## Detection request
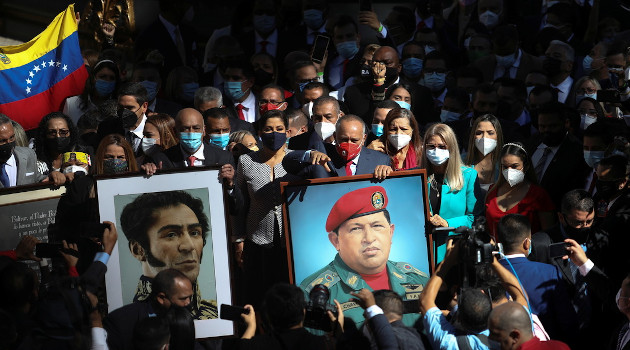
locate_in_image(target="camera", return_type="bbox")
[434,218,501,287]
[304,284,337,332]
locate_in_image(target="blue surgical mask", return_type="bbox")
[440,109,460,123]
[583,55,593,73]
[426,148,449,165]
[303,9,325,30]
[421,72,447,92]
[402,57,423,79]
[336,41,359,59]
[95,79,116,96]
[181,82,199,102]
[253,14,276,34]
[140,80,158,102]
[225,81,248,101]
[395,100,411,110]
[527,238,532,256]
[209,133,230,148]
[371,124,384,137]
[583,150,605,168]
[424,45,436,55]
[575,93,597,104]
[180,132,203,153]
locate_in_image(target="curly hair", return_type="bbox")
[34,112,80,165]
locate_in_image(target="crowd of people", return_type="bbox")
[2,0,630,348]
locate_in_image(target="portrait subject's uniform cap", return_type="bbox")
[326,186,388,232]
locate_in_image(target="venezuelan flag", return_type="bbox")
[0,4,88,130]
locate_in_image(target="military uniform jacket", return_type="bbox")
[300,254,429,328]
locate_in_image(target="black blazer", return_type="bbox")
[344,79,434,127]
[150,143,235,169]
[525,134,590,209]
[283,143,391,178]
[136,19,197,75]
[104,301,159,350]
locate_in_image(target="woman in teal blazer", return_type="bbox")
[422,123,479,264]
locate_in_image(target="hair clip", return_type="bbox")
[503,142,527,155]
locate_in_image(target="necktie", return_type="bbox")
[416,21,426,31]
[0,163,9,187]
[260,40,269,53]
[345,161,353,176]
[342,58,350,79]
[236,104,246,121]
[568,260,592,329]
[187,155,197,167]
[535,147,552,181]
[588,172,598,195]
[173,27,186,65]
[502,66,512,78]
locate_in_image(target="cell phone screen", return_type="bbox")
[311,35,329,64]
[548,242,569,258]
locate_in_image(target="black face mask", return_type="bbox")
[360,64,371,78]
[261,131,287,151]
[596,179,620,201]
[542,57,563,76]
[254,69,273,87]
[563,224,591,243]
[119,109,139,129]
[45,136,71,152]
[0,141,15,163]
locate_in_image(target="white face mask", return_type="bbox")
[388,134,412,150]
[479,10,500,28]
[580,114,597,130]
[63,165,88,175]
[302,101,313,117]
[142,137,159,155]
[475,137,497,156]
[426,148,450,165]
[502,168,525,187]
[314,122,336,140]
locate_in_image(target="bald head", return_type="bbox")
[488,302,533,349]
[176,108,205,136]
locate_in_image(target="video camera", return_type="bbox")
[434,218,502,287]
[304,284,337,332]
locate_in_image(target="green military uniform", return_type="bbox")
[134,275,218,320]
[300,254,429,329]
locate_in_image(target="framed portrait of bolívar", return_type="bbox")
[280,169,433,328]
[95,167,234,338]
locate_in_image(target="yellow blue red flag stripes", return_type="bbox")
[0,4,88,130]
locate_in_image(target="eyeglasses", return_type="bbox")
[118,106,140,114]
[258,99,284,106]
[47,129,70,137]
[425,144,448,150]
[577,87,597,95]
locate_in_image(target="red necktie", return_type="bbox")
[416,21,426,31]
[187,155,197,167]
[260,40,269,53]
[345,161,353,176]
[236,104,245,121]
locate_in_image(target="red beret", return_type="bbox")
[326,186,388,232]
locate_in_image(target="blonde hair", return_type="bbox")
[422,123,464,191]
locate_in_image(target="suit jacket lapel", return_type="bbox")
[355,147,370,175]
[14,149,27,186]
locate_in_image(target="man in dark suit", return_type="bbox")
[525,102,589,208]
[472,24,542,83]
[283,114,392,179]
[497,214,578,342]
[325,15,363,90]
[149,108,234,170]
[135,0,197,76]
[0,115,59,188]
[193,86,255,135]
[530,189,613,349]
[131,61,182,117]
[344,46,433,126]
[104,269,193,350]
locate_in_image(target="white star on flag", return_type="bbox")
[29,71,34,78]
[56,61,61,67]
[26,78,32,85]
[62,64,68,72]
[41,61,47,68]
[33,65,40,72]
[26,87,31,94]
[49,60,55,66]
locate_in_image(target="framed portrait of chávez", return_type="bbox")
[95,167,234,338]
[281,169,432,328]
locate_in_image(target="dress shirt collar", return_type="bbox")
[307,21,328,44]
[5,153,16,167]
[180,142,205,160]
[513,48,523,68]
[514,108,530,126]
[240,91,256,111]
[415,13,434,29]
[502,253,526,259]
[130,114,147,139]
[159,14,179,43]
[551,75,573,95]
